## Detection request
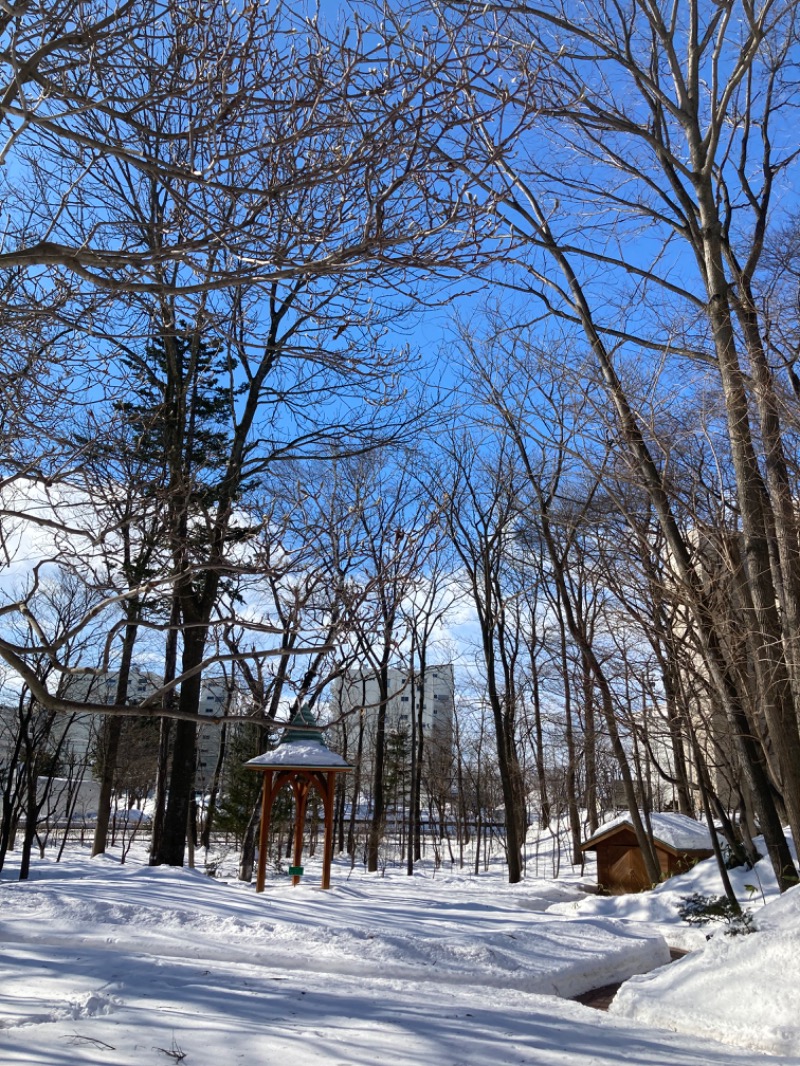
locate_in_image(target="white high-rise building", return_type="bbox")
[39,669,229,787]
[330,664,455,771]
[195,676,230,786]
[52,667,163,765]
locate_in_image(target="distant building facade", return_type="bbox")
[329,665,455,792]
[16,669,231,789]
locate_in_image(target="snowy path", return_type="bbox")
[0,946,784,1066]
[0,855,797,1066]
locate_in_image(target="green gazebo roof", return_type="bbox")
[244,706,351,771]
[279,704,326,746]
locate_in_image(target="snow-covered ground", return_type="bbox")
[0,839,797,1065]
[547,834,800,1056]
[610,883,800,1057]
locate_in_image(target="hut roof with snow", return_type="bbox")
[584,812,714,852]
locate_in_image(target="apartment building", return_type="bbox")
[329,664,455,781]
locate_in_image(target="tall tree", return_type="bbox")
[437,428,529,883]
[402,0,800,888]
[334,453,438,873]
[0,0,491,739]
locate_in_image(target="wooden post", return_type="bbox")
[292,780,309,886]
[255,771,273,894]
[322,771,335,890]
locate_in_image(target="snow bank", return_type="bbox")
[547,840,788,951]
[610,884,800,1056]
[0,847,796,1066]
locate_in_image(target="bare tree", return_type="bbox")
[436,425,530,882]
[330,452,439,872]
[397,0,800,888]
[400,533,457,874]
[0,0,492,728]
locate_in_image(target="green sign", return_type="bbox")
[288,866,304,877]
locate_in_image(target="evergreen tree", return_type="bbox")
[118,327,248,866]
[116,329,235,515]
[214,722,265,847]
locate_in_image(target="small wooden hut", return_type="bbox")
[582,812,714,894]
[245,707,351,892]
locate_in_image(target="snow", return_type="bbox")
[0,840,797,1065]
[610,884,800,1056]
[246,740,350,768]
[584,811,714,852]
[547,834,788,949]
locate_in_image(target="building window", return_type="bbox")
[400,696,410,702]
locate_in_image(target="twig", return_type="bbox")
[69,1033,116,1050]
[153,1038,187,1062]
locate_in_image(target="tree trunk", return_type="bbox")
[93,619,139,856]
[238,795,261,883]
[347,712,365,860]
[697,224,800,854]
[582,662,598,835]
[556,601,581,863]
[153,626,205,866]
[406,655,419,877]
[536,497,662,885]
[530,660,551,830]
[366,665,390,873]
[0,721,25,873]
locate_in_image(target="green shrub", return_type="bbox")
[677,892,755,935]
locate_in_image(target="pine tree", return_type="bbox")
[118,327,245,866]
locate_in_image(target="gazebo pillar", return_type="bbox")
[322,771,335,891]
[291,778,310,886]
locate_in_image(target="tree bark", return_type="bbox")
[92,619,139,856]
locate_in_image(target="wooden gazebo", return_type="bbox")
[245,707,351,892]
